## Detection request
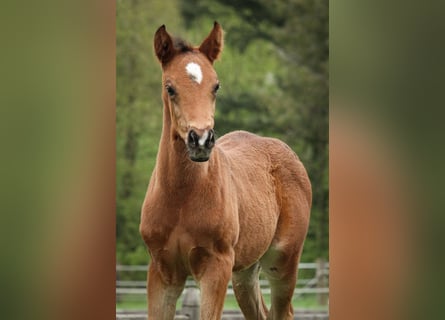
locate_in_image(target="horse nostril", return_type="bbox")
[188,130,199,147]
[205,129,215,148]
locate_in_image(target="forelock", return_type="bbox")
[173,38,194,53]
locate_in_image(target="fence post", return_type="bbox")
[181,287,200,320]
[316,258,328,306]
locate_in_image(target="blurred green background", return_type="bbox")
[116,0,328,266]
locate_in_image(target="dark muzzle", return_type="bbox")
[186,128,215,162]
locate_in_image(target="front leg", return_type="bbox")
[147,262,185,320]
[190,247,234,320]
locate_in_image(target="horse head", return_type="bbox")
[154,22,224,162]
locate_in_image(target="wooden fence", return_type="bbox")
[116,260,329,320]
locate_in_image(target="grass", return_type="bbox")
[116,293,328,312]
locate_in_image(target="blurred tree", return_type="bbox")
[116,0,182,264]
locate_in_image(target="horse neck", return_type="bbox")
[156,100,212,189]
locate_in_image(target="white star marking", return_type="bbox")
[186,62,203,84]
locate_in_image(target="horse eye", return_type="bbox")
[213,83,220,94]
[165,85,176,97]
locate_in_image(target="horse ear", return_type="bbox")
[154,25,176,65]
[199,21,224,63]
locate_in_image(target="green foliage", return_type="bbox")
[117,0,328,265]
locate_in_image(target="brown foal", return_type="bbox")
[139,22,311,320]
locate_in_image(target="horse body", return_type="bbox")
[219,131,311,271]
[140,22,311,320]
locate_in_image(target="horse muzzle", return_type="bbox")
[186,128,215,162]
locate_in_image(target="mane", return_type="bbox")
[173,37,194,53]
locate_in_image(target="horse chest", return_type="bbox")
[142,192,236,252]
[144,207,236,280]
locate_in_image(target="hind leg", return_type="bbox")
[261,245,301,320]
[264,171,311,319]
[268,275,296,320]
[232,262,268,320]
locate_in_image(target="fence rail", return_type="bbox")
[117,278,316,288]
[116,287,329,295]
[116,262,329,272]
[117,261,329,297]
